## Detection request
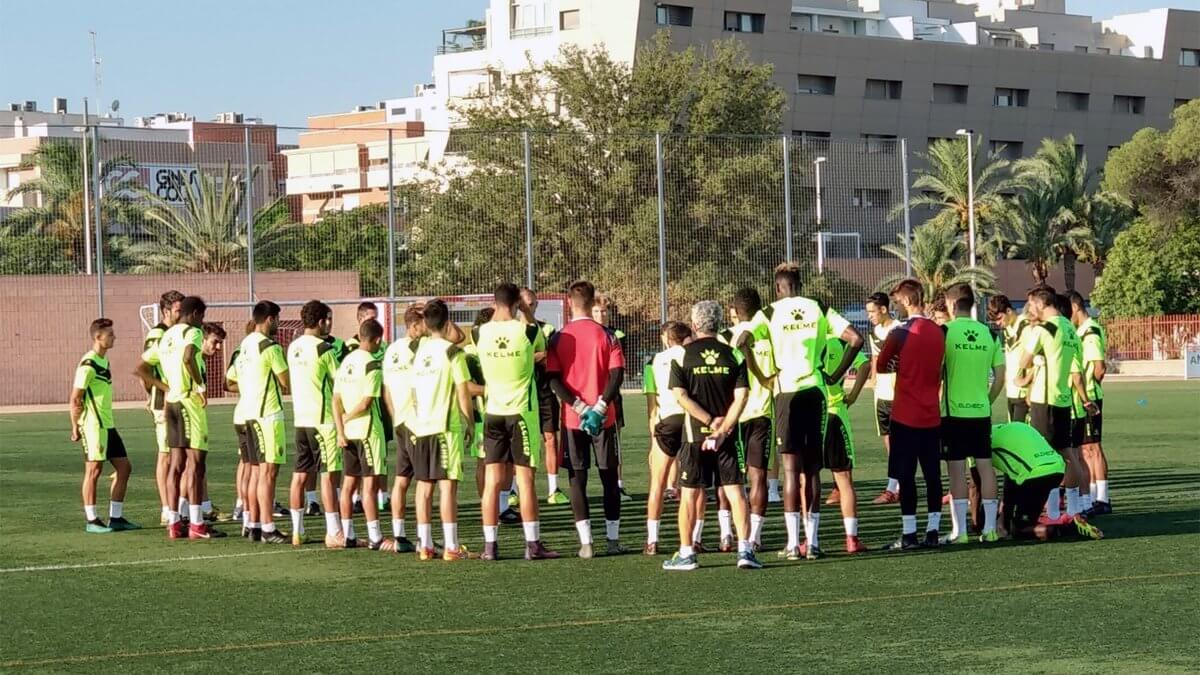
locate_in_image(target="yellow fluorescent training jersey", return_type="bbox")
[140,323,168,409]
[476,319,543,416]
[648,344,687,419]
[233,333,288,421]
[160,323,205,403]
[1002,314,1031,400]
[750,296,851,394]
[335,349,383,440]
[382,335,419,428]
[730,320,776,422]
[288,334,339,428]
[74,350,115,429]
[407,336,471,437]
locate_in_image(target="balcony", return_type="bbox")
[510,25,553,39]
[438,24,486,55]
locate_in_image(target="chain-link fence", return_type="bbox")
[0,123,912,405]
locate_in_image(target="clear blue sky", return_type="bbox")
[0,0,1196,129]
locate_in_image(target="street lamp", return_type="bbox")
[814,156,827,273]
[956,128,977,317]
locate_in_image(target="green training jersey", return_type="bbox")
[642,356,656,396]
[942,316,1004,418]
[821,336,868,411]
[140,323,168,409]
[225,347,245,425]
[233,333,288,421]
[346,334,387,360]
[288,334,339,428]
[991,422,1066,484]
[382,336,419,427]
[407,336,471,437]
[324,335,350,365]
[476,319,542,416]
[730,320,776,421]
[1021,315,1082,408]
[750,296,850,394]
[161,323,205,404]
[1002,314,1031,399]
[74,350,114,429]
[334,349,382,440]
[648,345,687,419]
[1075,318,1106,404]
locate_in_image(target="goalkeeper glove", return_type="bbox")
[581,399,608,437]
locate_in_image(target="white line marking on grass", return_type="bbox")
[0,548,319,573]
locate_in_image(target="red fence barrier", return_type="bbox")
[1104,315,1200,361]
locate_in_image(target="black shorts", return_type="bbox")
[164,401,204,451]
[678,436,743,489]
[775,387,827,472]
[394,424,415,478]
[941,416,992,461]
[411,435,451,481]
[235,423,251,462]
[294,428,321,473]
[654,415,685,458]
[1008,398,1030,424]
[823,411,854,472]
[889,420,941,462]
[1071,400,1103,446]
[1030,404,1072,451]
[561,426,620,471]
[1006,473,1064,532]
[483,414,537,467]
[537,389,560,433]
[740,416,773,471]
[875,399,893,436]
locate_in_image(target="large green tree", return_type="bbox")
[1102,99,1200,226]
[1091,216,1200,317]
[877,220,996,302]
[1011,134,1094,289]
[1000,186,1090,286]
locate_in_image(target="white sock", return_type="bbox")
[547,473,559,494]
[926,511,941,533]
[1096,480,1109,503]
[952,499,969,538]
[325,512,340,536]
[392,518,406,539]
[1066,487,1081,516]
[85,505,98,521]
[189,504,203,524]
[718,509,732,539]
[784,511,800,549]
[692,519,705,544]
[647,519,660,544]
[248,521,261,531]
[290,508,303,534]
[109,501,123,519]
[767,478,780,496]
[1081,491,1093,510]
[306,490,319,507]
[352,492,361,505]
[499,490,510,514]
[750,513,764,544]
[605,519,620,541]
[235,497,244,509]
[342,518,356,540]
[444,522,458,550]
[679,544,695,557]
[417,523,433,549]
[887,477,900,494]
[178,497,189,514]
[483,524,498,542]
[1089,481,1097,497]
[262,521,276,533]
[242,510,250,527]
[575,519,593,545]
[162,505,172,519]
[523,520,540,542]
[618,479,625,489]
[367,519,381,543]
[202,500,212,514]
[376,492,387,510]
[902,514,917,535]
[168,510,180,525]
[1046,489,1062,520]
[737,539,750,553]
[805,512,820,548]
[983,499,998,533]
[843,516,858,537]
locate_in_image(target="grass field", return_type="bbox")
[2,382,1198,673]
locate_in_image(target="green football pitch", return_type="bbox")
[2,382,1198,672]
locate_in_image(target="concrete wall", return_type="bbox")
[0,271,360,406]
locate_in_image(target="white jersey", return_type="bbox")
[869,319,899,401]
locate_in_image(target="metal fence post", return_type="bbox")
[782,134,793,262]
[522,131,535,290]
[243,126,255,302]
[90,124,104,316]
[655,133,668,323]
[81,98,93,276]
[386,128,397,341]
[901,137,913,278]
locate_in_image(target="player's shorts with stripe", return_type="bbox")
[81,426,127,462]
[775,387,827,472]
[343,430,387,478]
[235,423,253,463]
[165,398,208,451]
[394,423,415,478]
[678,434,743,489]
[483,412,541,468]
[653,414,685,458]
[562,426,620,471]
[295,425,338,473]
[246,415,286,465]
[412,430,465,481]
[740,415,773,471]
[153,409,168,455]
[823,407,855,471]
[1007,398,1030,424]
[941,416,992,461]
[1029,404,1072,451]
[1005,473,1064,534]
[1071,400,1103,446]
[874,398,893,436]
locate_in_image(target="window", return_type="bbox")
[1096,47,1110,55]
[993,37,1012,48]
[655,4,693,27]
[796,74,836,95]
[1144,46,1154,58]
[994,87,1029,107]
[851,188,889,208]
[1056,91,1089,111]
[1074,144,1085,159]
[724,11,765,33]
[990,140,1023,160]
[559,9,579,30]
[790,13,813,31]
[1112,95,1145,114]
[1074,45,1088,54]
[390,107,406,116]
[863,133,897,154]
[1181,49,1200,67]
[927,136,954,148]
[793,130,830,149]
[865,79,902,100]
[1177,98,1194,109]
[932,83,967,104]
[511,1,552,38]
[1036,42,1055,51]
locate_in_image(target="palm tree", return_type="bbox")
[1001,186,1091,285]
[895,137,1014,264]
[877,220,997,302]
[4,140,141,270]
[1075,191,1134,278]
[1011,134,1093,290]
[121,163,297,273]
